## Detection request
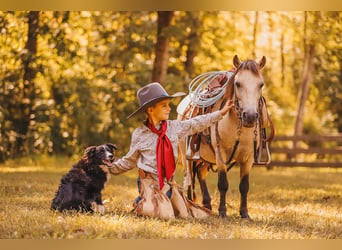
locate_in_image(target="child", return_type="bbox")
[108,82,233,219]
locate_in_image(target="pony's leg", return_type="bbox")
[239,163,251,219]
[217,167,228,218]
[197,162,212,210]
[187,160,197,202]
[178,137,195,200]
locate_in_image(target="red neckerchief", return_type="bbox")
[146,119,175,189]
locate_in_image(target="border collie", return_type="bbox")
[51,143,117,213]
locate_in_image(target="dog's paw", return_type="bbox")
[91,202,105,215]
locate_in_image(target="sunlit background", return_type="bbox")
[0,11,341,161]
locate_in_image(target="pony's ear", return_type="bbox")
[84,146,96,157]
[258,56,266,69]
[233,55,241,68]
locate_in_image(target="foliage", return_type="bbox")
[0,157,341,239]
[0,11,341,161]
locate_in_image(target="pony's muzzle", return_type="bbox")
[242,109,258,127]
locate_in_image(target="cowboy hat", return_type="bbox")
[127,82,186,119]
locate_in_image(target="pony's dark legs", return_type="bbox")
[197,163,212,210]
[217,170,228,217]
[239,174,250,218]
[187,161,198,202]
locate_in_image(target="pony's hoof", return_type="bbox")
[219,212,227,218]
[240,210,250,219]
[240,213,250,220]
[91,202,105,215]
[204,204,212,211]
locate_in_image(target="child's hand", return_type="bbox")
[220,99,234,116]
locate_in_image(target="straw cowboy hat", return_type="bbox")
[127,82,186,119]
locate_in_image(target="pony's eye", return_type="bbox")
[235,82,241,88]
[260,82,264,89]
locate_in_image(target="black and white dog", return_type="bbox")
[51,143,117,213]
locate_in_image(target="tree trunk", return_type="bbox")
[294,12,320,138]
[280,32,285,86]
[303,12,308,57]
[294,43,315,136]
[184,11,201,79]
[13,11,39,156]
[252,11,259,58]
[152,11,173,84]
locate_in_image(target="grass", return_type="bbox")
[0,155,341,239]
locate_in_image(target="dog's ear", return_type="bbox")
[84,146,96,157]
[106,143,117,152]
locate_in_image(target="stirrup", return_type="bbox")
[253,141,271,166]
[192,151,200,160]
[186,143,200,160]
[186,151,200,160]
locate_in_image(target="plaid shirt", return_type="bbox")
[109,111,223,180]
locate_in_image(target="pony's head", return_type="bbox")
[231,55,266,128]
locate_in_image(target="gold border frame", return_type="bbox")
[1,1,341,249]
[0,0,342,11]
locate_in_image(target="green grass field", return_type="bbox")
[0,156,341,239]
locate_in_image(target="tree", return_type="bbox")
[294,12,319,137]
[252,11,259,58]
[294,43,316,136]
[12,11,39,157]
[184,11,201,79]
[152,11,174,83]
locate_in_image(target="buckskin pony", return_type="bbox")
[178,55,273,218]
